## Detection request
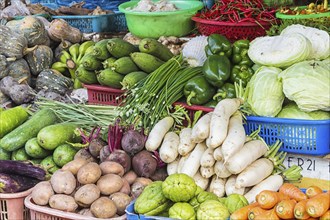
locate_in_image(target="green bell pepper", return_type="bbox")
[230,64,254,87]
[232,39,254,67]
[184,75,216,106]
[207,34,232,58]
[203,99,218,108]
[213,83,236,102]
[202,55,231,88]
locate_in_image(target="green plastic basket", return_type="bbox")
[118,0,204,38]
[276,6,330,19]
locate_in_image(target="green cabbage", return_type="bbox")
[279,60,330,112]
[224,194,249,214]
[277,103,330,120]
[248,33,312,68]
[246,66,285,117]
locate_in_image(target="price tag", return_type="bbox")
[284,154,330,181]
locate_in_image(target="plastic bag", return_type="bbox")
[0,0,30,19]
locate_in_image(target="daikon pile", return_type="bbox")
[145,98,303,203]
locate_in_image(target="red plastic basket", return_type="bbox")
[191,16,273,42]
[83,84,126,106]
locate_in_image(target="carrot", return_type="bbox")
[254,208,280,220]
[306,185,323,198]
[306,192,330,218]
[294,199,311,219]
[275,199,297,219]
[248,207,268,220]
[230,202,259,220]
[279,183,308,201]
[256,190,290,209]
[320,210,330,220]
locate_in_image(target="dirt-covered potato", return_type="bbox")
[31,181,54,205]
[49,194,78,212]
[62,158,88,175]
[50,170,76,194]
[109,192,132,215]
[90,197,117,218]
[96,174,123,195]
[77,162,102,184]
[74,184,101,207]
[78,208,94,217]
[99,161,125,176]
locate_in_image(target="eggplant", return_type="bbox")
[0,173,40,193]
[0,160,46,180]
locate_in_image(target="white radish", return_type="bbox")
[191,112,212,143]
[207,98,242,148]
[208,175,226,198]
[178,128,196,156]
[145,116,174,151]
[180,142,207,177]
[167,157,180,175]
[235,158,274,188]
[200,166,215,179]
[213,147,223,161]
[225,175,245,196]
[159,132,180,163]
[193,171,210,190]
[177,154,190,173]
[225,139,268,174]
[244,174,283,204]
[200,147,215,167]
[214,160,231,178]
[221,111,246,162]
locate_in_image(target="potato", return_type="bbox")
[31,181,54,205]
[109,192,132,215]
[74,184,100,207]
[74,148,97,163]
[50,170,76,194]
[123,170,137,185]
[62,158,88,175]
[77,162,102,184]
[49,194,78,212]
[96,174,123,195]
[119,178,131,195]
[78,208,94,217]
[99,161,125,176]
[131,178,152,199]
[91,197,117,218]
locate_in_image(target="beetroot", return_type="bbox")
[88,137,107,158]
[132,150,157,178]
[107,150,131,173]
[121,129,145,155]
[99,145,111,162]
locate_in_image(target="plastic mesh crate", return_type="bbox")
[191,16,273,42]
[173,102,330,156]
[83,84,126,106]
[52,12,127,33]
[30,0,58,9]
[0,188,33,220]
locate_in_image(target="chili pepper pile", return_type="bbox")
[197,0,277,23]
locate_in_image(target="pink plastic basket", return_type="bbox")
[0,188,33,220]
[83,84,126,106]
[24,195,126,220]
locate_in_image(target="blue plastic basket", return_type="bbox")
[30,0,58,9]
[52,12,127,33]
[126,201,173,220]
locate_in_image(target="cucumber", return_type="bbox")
[121,71,148,89]
[80,54,102,71]
[111,56,139,75]
[93,39,111,60]
[103,57,117,69]
[0,148,11,160]
[139,38,174,61]
[0,106,29,138]
[25,137,52,159]
[75,65,98,84]
[37,123,81,151]
[0,108,58,152]
[107,38,138,58]
[130,52,164,73]
[11,148,30,161]
[96,68,124,89]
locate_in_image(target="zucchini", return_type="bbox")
[107,38,138,58]
[0,108,58,152]
[130,52,164,73]
[0,106,29,138]
[80,54,102,71]
[121,71,148,90]
[93,39,111,60]
[11,148,30,161]
[0,173,40,193]
[111,56,139,75]
[25,137,52,159]
[139,38,174,61]
[37,123,81,150]
[0,148,11,160]
[0,160,46,180]
[96,68,124,89]
[75,65,98,84]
